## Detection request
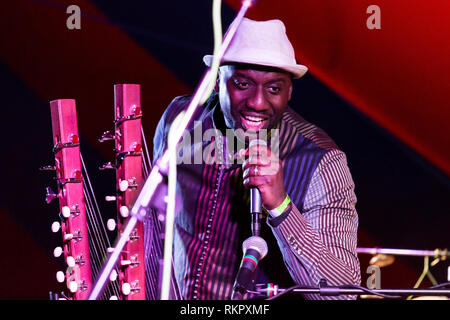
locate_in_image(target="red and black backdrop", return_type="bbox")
[0,0,448,299]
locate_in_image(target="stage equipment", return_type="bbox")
[104,84,146,299]
[44,99,93,299]
[45,86,181,300]
[357,247,449,300]
[98,84,180,299]
[254,280,450,300]
[232,236,268,300]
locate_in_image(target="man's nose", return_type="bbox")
[246,87,269,111]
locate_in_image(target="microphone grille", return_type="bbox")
[242,236,268,259]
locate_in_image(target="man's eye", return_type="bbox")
[268,86,281,94]
[233,79,249,89]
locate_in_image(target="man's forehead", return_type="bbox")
[220,63,293,79]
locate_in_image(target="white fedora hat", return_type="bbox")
[203,18,308,79]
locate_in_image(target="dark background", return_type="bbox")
[0,0,448,299]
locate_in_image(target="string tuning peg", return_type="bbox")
[39,165,56,171]
[99,162,116,171]
[107,219,116,231]
[121,260,132,267]
[120,206,129,218]
[64,233,74,242]
[109,269,118,282]
[66,256,76,268]
[98,131,115,143]
[68,281,78,293]
[122,282,131,296]
[56,271,65,283]
[45,187,58,204]
[61,206,71,219]
[105,196,117,202]
[51,221,61,233]
[53,247,63,258]
[119,179,129,192]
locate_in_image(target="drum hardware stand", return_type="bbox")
[255,279,450,300]
[357,247,449,299]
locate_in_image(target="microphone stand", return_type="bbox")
[262,286,450,299]
[255,280,450,300]
[88,0,256,300]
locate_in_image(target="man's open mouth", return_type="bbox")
[240,114,269,131]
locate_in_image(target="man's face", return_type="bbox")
[218,64,293,133]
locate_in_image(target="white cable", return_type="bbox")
[200,0,223,105]
[160,111,185,300]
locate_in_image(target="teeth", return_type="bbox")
[244,115,265,122]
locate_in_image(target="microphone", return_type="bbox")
[231,236,268,300]
[248,139,267,236]
[250,188,262,236]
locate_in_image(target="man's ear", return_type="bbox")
[288,83,293,101]
[215,67,222,92]
[215,77,220,92]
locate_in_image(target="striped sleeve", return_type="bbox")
[268,149,361,300]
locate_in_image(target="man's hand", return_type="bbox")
[240,144,286,210]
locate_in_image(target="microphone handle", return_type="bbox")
[250,188,262,236]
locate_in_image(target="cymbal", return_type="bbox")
[369,254,395,267]
[412,296,449,300]
[360,294,384,299]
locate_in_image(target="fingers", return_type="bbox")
[242,147,281,180]
[240,145,272,160]
[243,164,273,180]
[239,146,286,209]
[243,174,270,189]
[242,154,281,176]
[241,145,273,167]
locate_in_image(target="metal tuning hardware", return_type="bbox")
[121,281,141,296]
[105,196,117,202]
[119,177,138,192]
[40,165,56,171]
[48,99,93,300]
[51,221,61,233]
[60,204,80,219]
[119,206,129,218]
[99,161,116,171]
[98,130,116,143]
[112,84,146,300]
[45,186,58,204]
[63,230,83,243]
[120,256,140,268]
[53,246,63,258]
[107,219,117,231]
[52,133,80,153]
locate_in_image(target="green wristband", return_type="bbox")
[268,194,291,217]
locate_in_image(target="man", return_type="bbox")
[151,18,361,300]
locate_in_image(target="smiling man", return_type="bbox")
[151,18,361,300]
[218,64,292,132]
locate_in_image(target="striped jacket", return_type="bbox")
[151,94,361,300]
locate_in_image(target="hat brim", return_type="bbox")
[203,55,308,79]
